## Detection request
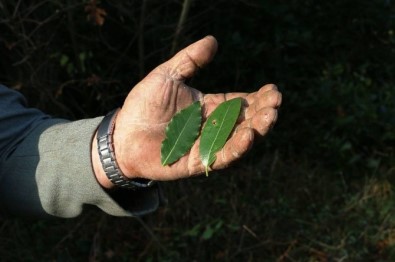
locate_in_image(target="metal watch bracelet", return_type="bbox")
[96,108,155,190]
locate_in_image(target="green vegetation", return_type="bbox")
[161,101,201,166]
[200,97,242,176]
[1,0,394,261]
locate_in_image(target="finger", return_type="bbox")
[184,127,252,176]
[153,35,218,81]
[224,92,248,101]
[201,92,248,117]
[236,107,278,137]
[245,84,279,106]
[212,127,254,170]
[244,89,282,120]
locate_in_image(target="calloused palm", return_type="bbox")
[114,36,282,181]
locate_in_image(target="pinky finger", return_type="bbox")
[212,127,255,170]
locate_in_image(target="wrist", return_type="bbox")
[93,109,156,190]
[111,109,135,179]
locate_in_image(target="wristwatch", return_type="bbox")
[96,108,155,190]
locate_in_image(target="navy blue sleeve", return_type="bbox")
[0,85,50,160]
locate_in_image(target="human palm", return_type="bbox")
[113,36,281,181]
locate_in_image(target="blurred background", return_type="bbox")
[0,0,394,261]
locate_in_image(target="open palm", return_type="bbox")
[113,36,282,181]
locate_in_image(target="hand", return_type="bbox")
[92,36,282,188]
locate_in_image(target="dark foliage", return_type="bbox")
[1,0,394,261]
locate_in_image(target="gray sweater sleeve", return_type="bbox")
[0,85,163,218]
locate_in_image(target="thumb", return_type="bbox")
[152,35,218,81]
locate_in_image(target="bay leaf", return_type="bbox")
[161,101,202,166]
[199,97,242,176]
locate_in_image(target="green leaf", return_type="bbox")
[60,54,69,66]
[161,101,202,166]
[199,97,242,176]
[201,220,223,240]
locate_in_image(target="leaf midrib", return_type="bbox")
[204,104,232,164]
[162,110,197,164]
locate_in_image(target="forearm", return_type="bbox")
[0,117,163,218]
